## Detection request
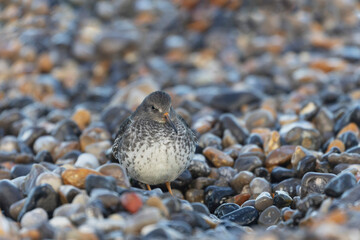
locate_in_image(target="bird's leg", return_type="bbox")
[146,184,151,191]
[165,182,173,196]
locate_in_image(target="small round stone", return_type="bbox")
[203,147,234,168]
[254,192,273,211]
[249,177,271,198]
[214,203,240,218]
[258,206,281,226]
[273,190,292,208]
[75,153,100,169]
[220,206,259,225]
[61,168,103,189]
[20,208,48,228]
[324,172,357,197]
[35,172,62,192]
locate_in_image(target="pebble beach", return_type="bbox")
[1,0,360,239]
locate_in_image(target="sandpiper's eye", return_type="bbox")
[151,106,156,111]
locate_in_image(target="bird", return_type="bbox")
[112,91,197,195]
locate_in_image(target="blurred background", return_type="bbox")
[0,0,360,116]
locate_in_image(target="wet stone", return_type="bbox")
[273,178,301,197]
[203,147,234,168]
[75,153,100,169]
[187,156,210,178]
[33,136,59,154]
[234,155,262,172]
[21,208,48,228]
[273,190,292,208]
[59,185,81,203]
[35,150,54,163]
[249,177,271,198]
[324,172,357,198]
[85,174,117,194]
[61,168,103,189]
[258,206,281,226]
[51,119,81,141]
[20,164,49,195]
[297,193,325,213]
[265,145,296,168]
[204,186,235,213]
[210,90,261,113]
[191,177,216,190]
[191,202,210,216]
[254,167,271,182]
[246,133,264,148]
[220,206,259,226]
[185,189,204,203]
[97,163,131,188]
[18,184,59,221]
[271,167,296,182]
[36,172,62,192]
[254,192,273,211]
[214,203,240,218]
[296,155,316,178]
[301,172,336,198]
[17,126,46,147]
[338,131,359,150]
[199,133,222,150]
[0,180,23,217]
[219,113,249,144]
[230,171,254,193]
[245,109,276,131]
[120,192,143,214]
[10,164,33,179]
[280,122,322,150]
[328,153,360,165]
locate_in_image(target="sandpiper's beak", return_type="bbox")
[164,112,178,134]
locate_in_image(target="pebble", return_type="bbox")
[254,192,273,211]
[234,154,263,172]
[85,174,117,194]
[271,167,296,182]
[273,190,293,208]
[203,147,234,168]
[199,133,222,150]
[35,172,62,192]
[265,145,296,168]
[300,172,336,198]
[219,113,249,144]
[324,172,357,198]
[249,177,271,198]
[18,184,59,221]
[97,163,131,188]
[75,153,100,169]
[296,155,316,177]
[258,206,281,226]
[280,122,322,150]
[204,186,235,212]
[120,192,143,214]
[214,203,240,218]
[20,208,48,228]
[61,168,103,189]
[220,206,259,226]
[0,180,23,217]
[230,171,254,193]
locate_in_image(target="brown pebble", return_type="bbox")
[326,139,345,153]
[264,130,281,155]
[337,122,360,138]
[265,145,296,168]
[203,147,234,168]
[72,108,91,130]
[185,189,204,203]
[61,168,103,188]
[146,196,169,217]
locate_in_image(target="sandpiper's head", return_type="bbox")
[137,91,178,133]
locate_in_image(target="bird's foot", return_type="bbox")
[146,184,151,191]
[166,182,173,196]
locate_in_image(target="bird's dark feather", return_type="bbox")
[112,116,132,158]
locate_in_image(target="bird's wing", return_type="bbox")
[177,114,198,144]
[112,116,132,158]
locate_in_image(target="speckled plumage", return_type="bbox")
[112,91,197,185]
